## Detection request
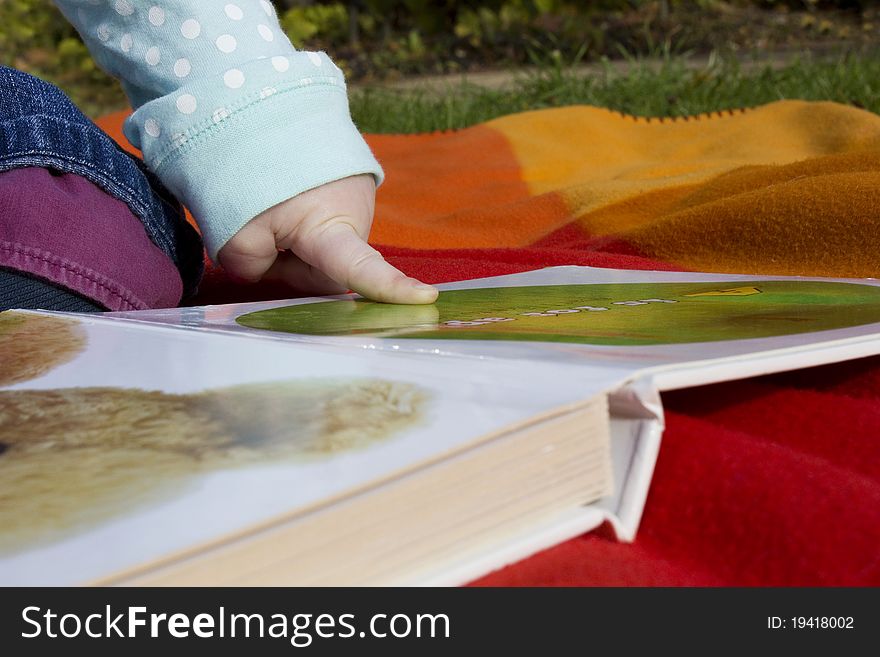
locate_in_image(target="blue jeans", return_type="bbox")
[0,66,203,299]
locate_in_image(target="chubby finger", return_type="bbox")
[294,223,438,304]
[263,251,349,296]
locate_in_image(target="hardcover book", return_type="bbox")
[3,266,880,586]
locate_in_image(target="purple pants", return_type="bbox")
[0,66,203,312]
[0,168,185,311]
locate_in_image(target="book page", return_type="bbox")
[110,266,880,388]
[0,311,622,585]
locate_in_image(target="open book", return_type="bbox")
[3,266,880,586]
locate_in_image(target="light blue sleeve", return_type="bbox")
[53,1,383,261]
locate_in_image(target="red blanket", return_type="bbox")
[98,101,880,585]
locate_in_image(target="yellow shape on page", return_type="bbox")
[683,286,762,297]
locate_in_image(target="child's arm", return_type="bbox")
[53,1,437,303]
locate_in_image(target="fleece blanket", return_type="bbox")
[98,100,880,585]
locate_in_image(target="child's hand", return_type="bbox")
[217,175,438,304]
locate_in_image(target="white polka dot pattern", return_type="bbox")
[257,24,274,42]
[176,94,198,115]
[144,118,161,137]
[180,19,201,39]
[145,46,161,66]
[57,0,380,267]
[223,68,246,89]
[148,7,165,27]
[216,34,238,54]
[57,0,349,155]
[173,58,191,78]
[114,1,134,17]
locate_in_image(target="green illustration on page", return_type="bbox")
[235,281,880,346]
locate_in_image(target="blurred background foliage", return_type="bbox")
[274,0,876,81]
[0,1,876,115]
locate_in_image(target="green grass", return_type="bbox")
[350,52,880,133]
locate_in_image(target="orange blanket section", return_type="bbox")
[97,100,880,278]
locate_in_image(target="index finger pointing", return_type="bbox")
[293,223,438,304]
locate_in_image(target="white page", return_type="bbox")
[0,312,625,586]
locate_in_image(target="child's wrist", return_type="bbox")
[144,84,383,262]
